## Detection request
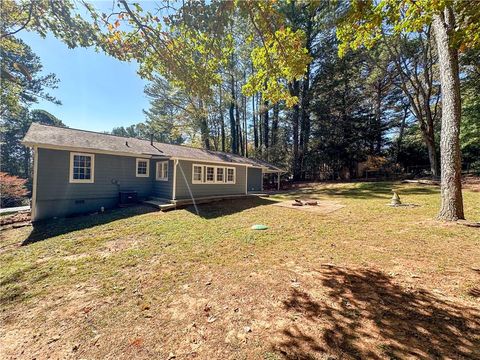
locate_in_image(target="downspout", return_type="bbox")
[172,159,178,201]
[31,146,38,221]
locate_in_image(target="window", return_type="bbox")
[191,164,236,184]
[216,167,224,183]
[136,158,149,177]
[206,166,215,182]
[156,161,168,181]
[69,152,94,183]
[192,165,203,184]
[226,167,235,183]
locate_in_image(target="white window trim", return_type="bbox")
[226,167,236,184]
[69,152,95,184]
[136,158,150,177]
[205,166,216,183]
[216,167,224,183]
[156,161,168,181]
[191,163,236,185]
[192,164,204,184]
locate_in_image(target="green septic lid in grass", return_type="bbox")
[251,224,268,230]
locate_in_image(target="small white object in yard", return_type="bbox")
[251,224,268,230]
[244,326,252,333]
[207,315,217,323]
[100,206,105,213]
[390,191,402,206]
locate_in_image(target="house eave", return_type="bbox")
[21,142,154,158]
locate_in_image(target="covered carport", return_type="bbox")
[246,161,286,192]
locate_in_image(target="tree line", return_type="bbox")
[1,0,479,221]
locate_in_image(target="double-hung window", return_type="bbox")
[216,167,224,183]
[69,152,94,183]
[205,166,215,183]
[193,165,203,183]
[156,161,168,181]
[136,158,150,177]
[226,167,235,184]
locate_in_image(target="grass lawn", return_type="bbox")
[1,181,479,359]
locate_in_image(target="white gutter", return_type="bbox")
[31,146,38,221]
[245,166,248,194]
[172,159,178,200]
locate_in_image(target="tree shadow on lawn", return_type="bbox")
[184,196,277,219]
[282,182,439,200]
[22,205,157,245]
[275,265,480,359]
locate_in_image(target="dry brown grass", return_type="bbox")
[1,182,479,359]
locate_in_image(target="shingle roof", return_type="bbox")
[22,123,284,172]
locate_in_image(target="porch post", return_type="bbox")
[277,172,280,191]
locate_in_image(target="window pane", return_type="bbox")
[72,154,92,181]
[227,168,234,182]
[193,166,202,181]
[216,168,224,182]
[163,162,168,178]
[138,160,147,174]
[206,167,214,181]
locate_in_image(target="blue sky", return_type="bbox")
[19,31,150,132]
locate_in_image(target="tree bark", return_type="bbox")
[263,98,269,151]
[252,93,258,150]
[229,74,237,154]
[235,80,243,156]
[289,80,300,180]
[432,8,464,221]
[271,103,279,147]
[198,100,210,150]
[219,85,225,152]
[395,103,409,162]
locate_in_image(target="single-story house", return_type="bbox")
[22,123,284,221]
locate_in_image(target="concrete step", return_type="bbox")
[143,200,176,211]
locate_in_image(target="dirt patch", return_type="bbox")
[272,200,345,214]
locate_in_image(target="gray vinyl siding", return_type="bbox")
[35,148,157,220]
[33,148,261,220]
[175,160,246,199]
[152,160,173,199]
[247,167,263,192]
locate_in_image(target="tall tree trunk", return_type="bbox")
[432,8,464,221]
[243,72,248,158]
[258,94,263,150]
[229,74,237,154]
[263,98,269,151]
[219,84,225,152]
[395,104,408,162]
[422,125,439,178]
[374,81,383,154]
[299,16,313,181]
[271,103,279,147]
[198,100,210,150]
[235,80,243,156]
[299,75,311,181]
[289,80,300,180]
[252,93,258,150]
